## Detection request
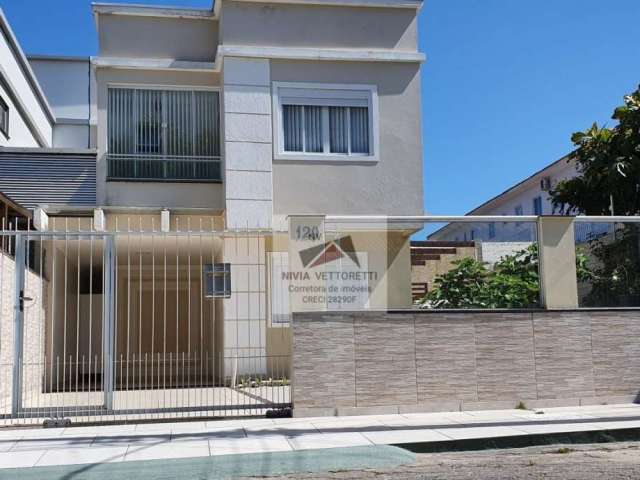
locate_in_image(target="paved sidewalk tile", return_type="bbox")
[172,426,247,442]
[62,424,137,436]
[124,441,210,462]
[363,428,451,445]
[382,416,460,428]
[35,446,127,466]
[92,433,170,447]
[136,421,207,434]
[0,450,45,469]
[0,428,62,440]
[287,432,372,451]
[245,422,320,438]
[210,437,292,456]
[206,418,275,429]
[12,436,96,451]
[0,441,16,453]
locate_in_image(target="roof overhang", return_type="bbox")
[227,0,422,8]
[91,2,217,20]
[219,45,425,63]
[0,191,32,219]
[91,56,219,73]
[27,54,90,63]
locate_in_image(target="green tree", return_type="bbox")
[551,84,640,306]
[552,85,640,215]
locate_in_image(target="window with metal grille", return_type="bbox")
[0,95,8,138]
[107,87,221,181]
[204,263,231,298]
[274,82,378,161]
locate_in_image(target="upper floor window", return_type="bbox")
[273,82,378,162]
[533,196,543,216]
[107,87,221,182]
[514,205,523,216]
[0,95,9,138]
[488,222,496,239]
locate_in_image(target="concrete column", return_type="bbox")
[222,57,273,229]
[93,208,105,232]
[160,209,170,233]
[537,216,579,309]
[288,216,327,313]
[33,208,49,231]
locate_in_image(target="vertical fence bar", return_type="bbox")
[102,235,115,410]
[11,234,25,417]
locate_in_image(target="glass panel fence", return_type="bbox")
[282,218,542,312]
[575,221,640,308]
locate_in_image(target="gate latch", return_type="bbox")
[19,291,33,312]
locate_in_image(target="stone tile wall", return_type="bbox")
[292,309,640,416]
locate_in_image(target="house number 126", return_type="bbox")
[294,225,321,242]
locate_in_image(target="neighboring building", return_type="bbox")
[429,154,610,243]
[0,9,55,148]
[0,0,425,412]
[28,55,92,148]
[0,10,96,208]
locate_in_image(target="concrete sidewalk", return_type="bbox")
[0,403,639,469]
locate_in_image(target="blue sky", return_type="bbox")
[2,0,639,215]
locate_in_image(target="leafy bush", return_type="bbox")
[418,245,592,309]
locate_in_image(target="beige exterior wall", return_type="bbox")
[270,60,423,217]
[220,1,418,51]
[97,15,218,62]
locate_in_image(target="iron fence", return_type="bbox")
[0,220,290,426]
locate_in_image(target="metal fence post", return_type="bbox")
[102,235,116,410]
[11,234,25,417]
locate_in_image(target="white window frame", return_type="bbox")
[272,81,379,162]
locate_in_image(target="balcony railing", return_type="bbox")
[106,154,222,182]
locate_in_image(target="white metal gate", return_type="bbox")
[0,226,291,426]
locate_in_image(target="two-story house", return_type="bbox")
[0,0,424,418]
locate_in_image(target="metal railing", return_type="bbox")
[106,154,222,182]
